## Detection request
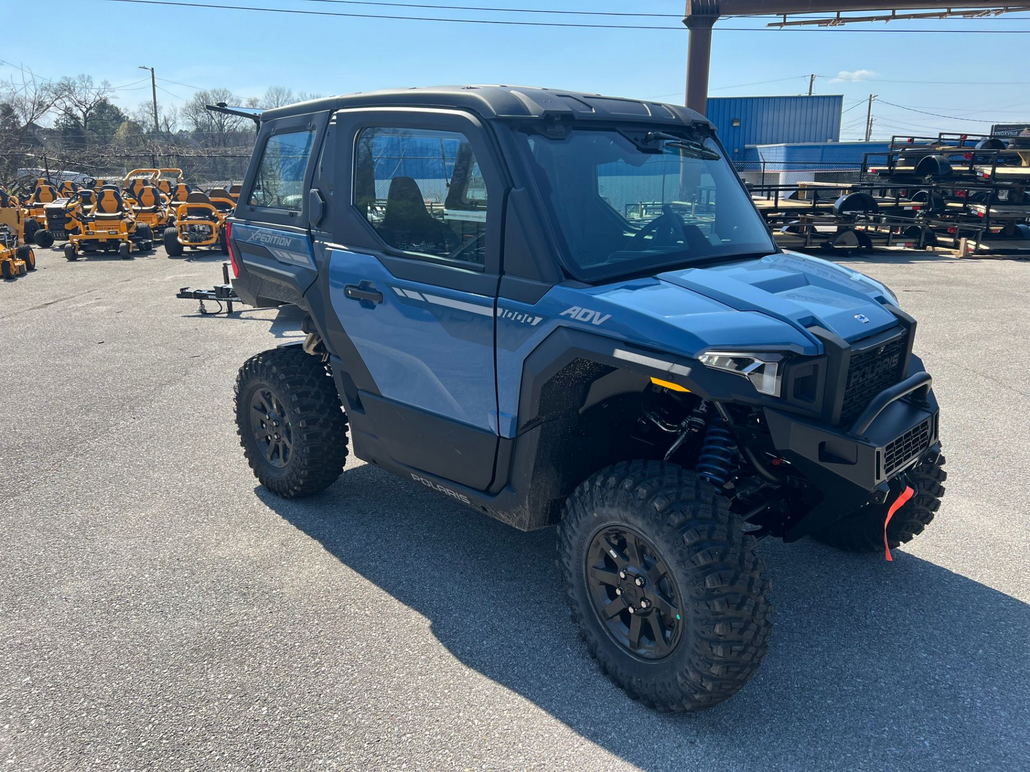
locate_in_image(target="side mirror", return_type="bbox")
[308,188,326,226]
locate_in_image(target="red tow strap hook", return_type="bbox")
[884,485,915,562]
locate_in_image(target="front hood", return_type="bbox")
[657,251,899,343]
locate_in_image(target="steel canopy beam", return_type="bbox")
[704,0,1022,13]
[682,1,1027,115]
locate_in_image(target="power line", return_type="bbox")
[877,98,996,123]
[99,0,1030,32]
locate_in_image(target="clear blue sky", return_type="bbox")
[4,1,1030,141]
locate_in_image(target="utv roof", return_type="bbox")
[260,85,712,129]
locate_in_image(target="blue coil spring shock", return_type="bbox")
[697,417,737,487]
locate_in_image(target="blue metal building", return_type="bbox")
[707,95,844,160]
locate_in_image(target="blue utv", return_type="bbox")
[221,87,946,711]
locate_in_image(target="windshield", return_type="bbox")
[522,128,776,282]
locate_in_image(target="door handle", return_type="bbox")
[344,282,384,304]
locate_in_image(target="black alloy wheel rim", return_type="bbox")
[585,526,684,661]
[250,388,293,468]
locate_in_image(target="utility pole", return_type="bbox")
[808,74,816,96]
[865,94,878,142]
[139,65,159,134]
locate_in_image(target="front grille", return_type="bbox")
[840,331,908,424]
[882,419,932,477]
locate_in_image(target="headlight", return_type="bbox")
[698,351,785,397]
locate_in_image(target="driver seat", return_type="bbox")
[379,176,453,253]
[92,187,128,220]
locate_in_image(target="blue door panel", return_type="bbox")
[327,248,498,433]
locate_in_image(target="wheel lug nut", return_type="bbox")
[640,599,650,610]
[618,570,627,580]
[627,606,636,614]
[615,587,622,596]
[634,577,645,587]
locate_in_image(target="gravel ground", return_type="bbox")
[1,247,1028,771]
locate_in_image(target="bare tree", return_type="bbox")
[0,68,61,184]
[56,74,115,135]
[262,86,295,109]
[132,100,180,134]
[182,88,249,145]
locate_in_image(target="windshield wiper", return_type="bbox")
[630,130,721,160]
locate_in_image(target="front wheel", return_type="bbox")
[558,461,773,712]
[235,347,350,498]
[118,243,131,260]
[34,229,55,248]
[812,450,946,554]
[17,245,35,271]
[64,244,78,261]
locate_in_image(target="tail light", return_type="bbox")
[963,152,973,161]
[226,221,239,278]
[947,226,958,235]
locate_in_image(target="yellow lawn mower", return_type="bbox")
[163,191,230,256]
[64,186,153,261]
[0,224,36,280]
[129,184,174,235]
[34,189,98,248]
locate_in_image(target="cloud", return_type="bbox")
[831,70,876,83]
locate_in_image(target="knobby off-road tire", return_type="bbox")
[812,451,946,554]
[235,347,350,498]
[558,461,773,712]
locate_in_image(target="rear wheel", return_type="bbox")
[1,260,13,280]
[136,223,153,249]
[235,347,350,498]
[558,461,772,712]
[219,227,229,255]
[23,219,39,245]
[163,227,183,257]
[813,451,946,553]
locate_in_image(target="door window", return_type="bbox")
[354,127,489,266]
[249,129,315,210]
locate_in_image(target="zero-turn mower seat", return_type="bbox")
[183,192,218,221]
[31,184,59,205]
[135,185,161,212]
[207,188,235,213]
[172,182,192,203]
[156,180,173,197]
[92,187,128,220]
[127,178,149,200]
[228,184,242,200]
[379,176,455,253]
[75,190,97,209]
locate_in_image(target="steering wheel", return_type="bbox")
[627,206,684,251]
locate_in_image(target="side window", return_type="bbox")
[249,129,315,210]
[354,126,489,266]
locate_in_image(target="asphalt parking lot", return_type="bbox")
[1,246,1029,771]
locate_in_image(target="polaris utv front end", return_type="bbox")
[222,86,946,713]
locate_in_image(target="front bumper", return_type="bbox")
[761,367,940,541]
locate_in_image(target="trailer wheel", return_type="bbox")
[163,227,184,257]
[34,229,55,248]
[64,244,78,261]
[17,245,35,271]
